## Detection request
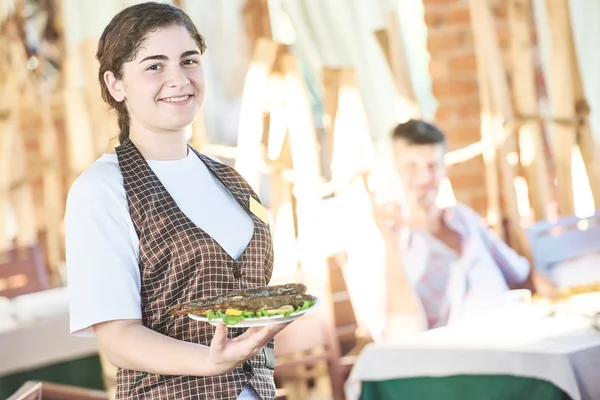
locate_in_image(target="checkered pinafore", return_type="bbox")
[114,140,275,399]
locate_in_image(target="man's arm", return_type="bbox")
[374,202,428,340]
[470,207,555,296]
[382,231,428,339]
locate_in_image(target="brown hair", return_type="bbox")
[96,2,206,144]
[391,119,446,146]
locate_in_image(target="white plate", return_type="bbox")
[188,297,319,327]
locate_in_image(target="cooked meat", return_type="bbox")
[168,283,309,315]
[169,293,315,316]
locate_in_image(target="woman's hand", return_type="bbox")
[208,322,290,375]
[94,319,291,378]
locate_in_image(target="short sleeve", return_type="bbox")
[65,165,141,337]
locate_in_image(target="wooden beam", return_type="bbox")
[544,0,577,216]
[469,0,528,254]
[373,11,419,118]
[507,0,550,221]
[189,110,208,152]
[10,118,37,248]
[234,38,278,192]
[321,67,342,180]
[60,0,97,185]
[280,48,344,400]
[467,0,502,236]
[0,18,39,253]
[79,38,116,154]
[242,0,272,45]
[565,10,600,208]
[40,102,64,286]
[323,67,374,193]
[0,116,17,254]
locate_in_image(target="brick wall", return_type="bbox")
[423,0,510,216]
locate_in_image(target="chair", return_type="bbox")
[274,314,345,400]
[7,381,109,400]
[0,244,49,299]
[526,211,600,286]
[327,253,373,381]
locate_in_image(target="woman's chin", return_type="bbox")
[160,114,198,132]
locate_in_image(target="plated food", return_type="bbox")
[168,283,318,326]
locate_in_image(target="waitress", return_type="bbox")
[64,2,286,399]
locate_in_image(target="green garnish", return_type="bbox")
[204,300,316,326]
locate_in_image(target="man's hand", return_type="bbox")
[373,201,403,239]
[530,267,557,298]
[208,322,290,375]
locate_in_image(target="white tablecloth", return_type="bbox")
[346,314,600,400]
[0,312,98,376]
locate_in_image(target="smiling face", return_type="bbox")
[104,24,206,135]
[392,138,447,208]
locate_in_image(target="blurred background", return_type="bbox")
[2,0,600,399]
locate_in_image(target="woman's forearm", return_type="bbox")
[93,320,219,377]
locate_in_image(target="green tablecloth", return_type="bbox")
[0,354,104,399]
[361,375,572,400]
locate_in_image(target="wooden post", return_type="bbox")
[323,67,375,192]
[322,66,378,352]
[564,11,600,208]
[469,0,528,254]
[373,11,420,118]
[0,19,39,253]
[242,0,272,45]
[189,111,209,152]
[0,117,17,254]
[507,0,549,221]
[60,0,98,186]
[234,38,278,192]
[321,68,342,180]
[40,102,65,286]
[467,0,503,236]
[280,49,344,400]
[544,0,577,216]
[10,120,37,248]
[79,38,117,154]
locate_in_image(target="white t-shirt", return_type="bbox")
[64,151,254,337]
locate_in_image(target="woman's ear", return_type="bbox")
[104,71,125,102]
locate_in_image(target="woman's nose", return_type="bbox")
[166,66,190,88]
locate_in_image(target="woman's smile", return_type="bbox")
[159,94,194,106]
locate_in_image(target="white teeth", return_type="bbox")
[162,95,190,103]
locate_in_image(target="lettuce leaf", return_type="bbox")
[204,300,316,325]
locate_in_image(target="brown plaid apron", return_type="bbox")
[114,140,275,399]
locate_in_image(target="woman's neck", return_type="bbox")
[128,126,188,161]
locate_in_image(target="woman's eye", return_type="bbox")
[147,64,162,71]
[182,59,198,66]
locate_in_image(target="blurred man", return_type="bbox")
[372,119,554,340]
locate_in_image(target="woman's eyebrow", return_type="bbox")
[139,50,200,64]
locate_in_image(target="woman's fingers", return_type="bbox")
[230,326,262,342]
[231,322,291,348]
[210,322,228,352]
[212,321,295,363]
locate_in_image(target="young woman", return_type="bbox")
[64,3,287,399]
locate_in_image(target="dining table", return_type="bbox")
[0,290,104,399]
[345,303,600,400]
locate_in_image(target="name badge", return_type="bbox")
[249,196,269,225]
